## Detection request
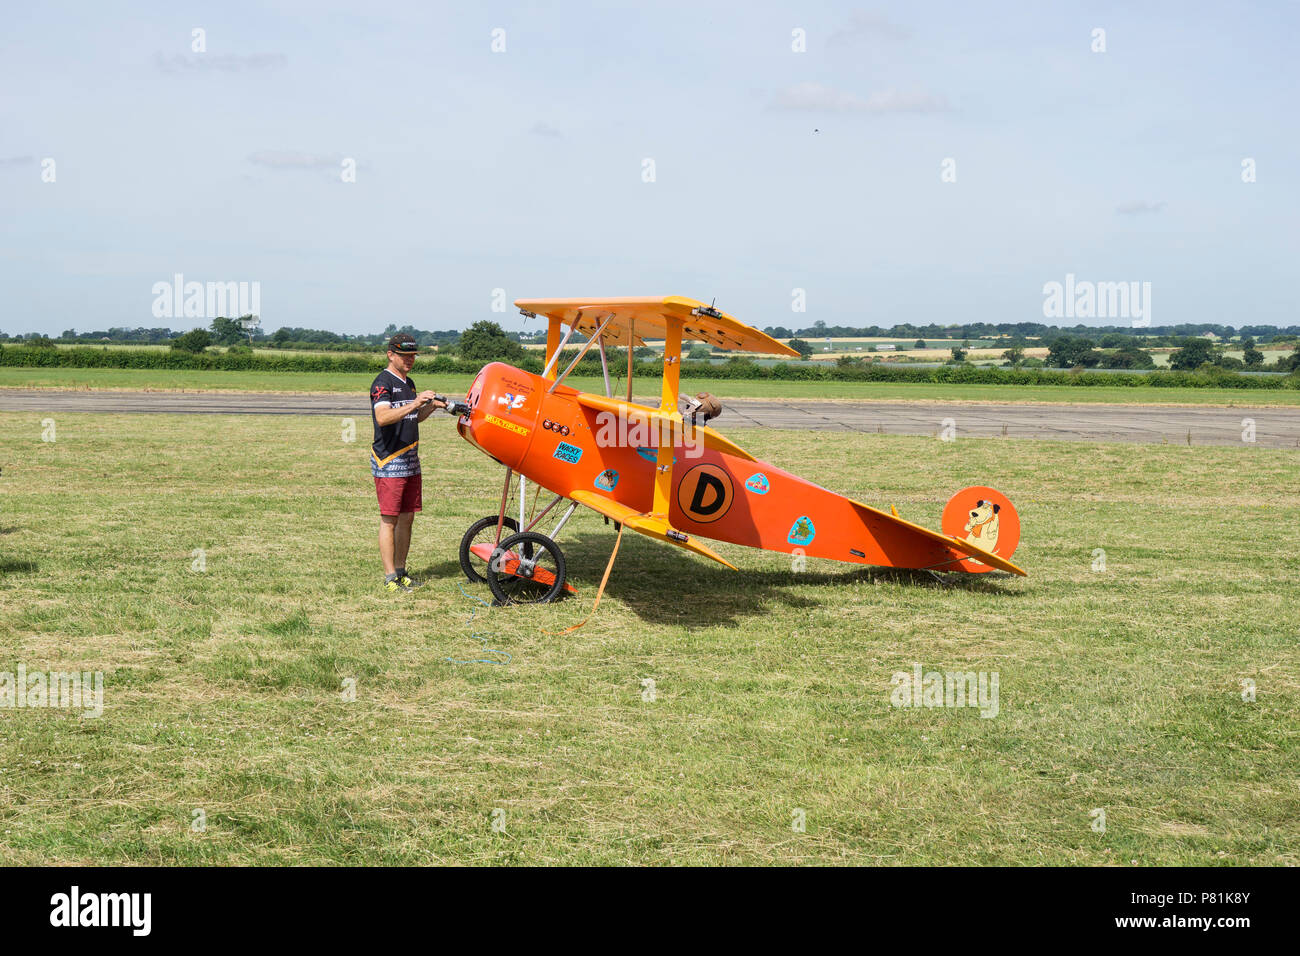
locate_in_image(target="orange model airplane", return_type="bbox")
[438,296,1024,606]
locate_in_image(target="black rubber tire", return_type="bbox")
[486,531,566,606]
[459,515,520,583]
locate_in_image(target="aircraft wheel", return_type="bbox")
[486,532,566,606]
[459,515,520,583]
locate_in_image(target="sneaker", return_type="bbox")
[384,577,412,594]
[397,573,421,589]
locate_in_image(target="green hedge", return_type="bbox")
[1,345,1296,390]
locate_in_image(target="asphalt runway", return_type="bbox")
[2,390,1298,448]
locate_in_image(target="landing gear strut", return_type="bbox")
[458,470,577,605]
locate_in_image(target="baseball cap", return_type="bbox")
[387,334,419,354]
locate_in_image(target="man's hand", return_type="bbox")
[415,390,446,422]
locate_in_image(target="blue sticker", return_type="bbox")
[745,472,770,495]
[594,469,619,492]
[787,516,815,546]
[553,441,583,464]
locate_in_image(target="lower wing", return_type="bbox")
[569,490,738,571]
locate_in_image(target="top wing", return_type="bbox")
[515,296,800,357]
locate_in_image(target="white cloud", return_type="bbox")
[247,151,341,169]
[1116,200,1167,215]
[770,82,950,114]
[828,12,911,45]
[154,52,287,73]
[529,122,562,138]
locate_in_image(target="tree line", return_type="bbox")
[8,316,1300,374]
[1041,334,1299,372]
[9,316,1300,351]
[762,320,1300,344]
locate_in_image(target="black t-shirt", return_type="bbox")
[369,369,421,477]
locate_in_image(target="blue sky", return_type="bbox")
[1,0,1295,336]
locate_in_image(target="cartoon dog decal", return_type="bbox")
[939,486,1020,574]
[963,499,1000,563]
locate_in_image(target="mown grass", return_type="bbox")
[0,412,1296,865]
[2,366,1299,406]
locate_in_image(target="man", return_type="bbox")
[370,334,445,593]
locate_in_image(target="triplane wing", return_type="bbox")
[516,296,801,357]
[447,295,1024,610]
[568,489,737,570]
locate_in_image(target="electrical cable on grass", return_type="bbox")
[446,582,512,666]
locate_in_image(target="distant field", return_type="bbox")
[1147,349,1287,369]
[3,366,1299,406]
[50,342,384,359]
[524,337,1003,353]
[799,337,1000,351]
[810,348,1051,363]
[53,342,173,352]
[1,413,1295,864]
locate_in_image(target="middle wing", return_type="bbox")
[574,393,755,461]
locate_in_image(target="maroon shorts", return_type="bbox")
[374,475,422,516]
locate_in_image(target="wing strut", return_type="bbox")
[625,318,634,402]
[652,314,683,519]
[549,312,615,393]
[541,317,575,380]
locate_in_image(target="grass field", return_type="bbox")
[0,412,1295,864]
[3,366,1299,407]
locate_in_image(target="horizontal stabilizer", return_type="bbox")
[846,498,1027,575]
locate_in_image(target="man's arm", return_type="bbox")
[373,392,445,426]
[373,395,430,426]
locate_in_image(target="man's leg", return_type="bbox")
[376,477,411,592]
[395,510,415,574]
[379,514,399,575]
[394,475,422,587]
